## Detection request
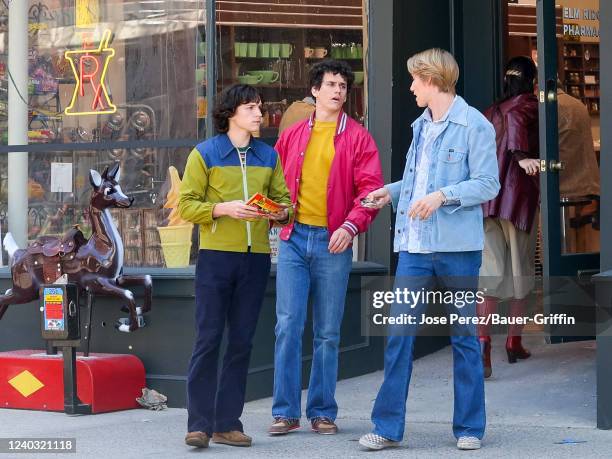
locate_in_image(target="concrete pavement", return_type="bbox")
[1,336,610,458]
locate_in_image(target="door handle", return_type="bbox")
[539,160,565,172]
[549,160,565,171]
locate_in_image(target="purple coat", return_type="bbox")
[482,93,540,232]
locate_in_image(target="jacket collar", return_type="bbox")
[217,133,264,160]
[307,110,349,136]
[412,95,469,128]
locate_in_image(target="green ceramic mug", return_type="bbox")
[247,43,258,58]
[280,43,292,58]
[235,42,247,57]
[237,74,264,85]
[248,70,279,84]
[270,43,280,58]
[258,43,270,58]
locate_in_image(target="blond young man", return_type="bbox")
[358,49,499,451]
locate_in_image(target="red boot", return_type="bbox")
[477,297,497,379]
[505,336,531,363]
[506,298,531,363]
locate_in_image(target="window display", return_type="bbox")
[21,0,204,143]
[5,146,192,267]
[0,0,369,268]
[0,1,205,267]
[215,0,366,139]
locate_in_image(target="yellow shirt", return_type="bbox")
[296,120,337,226]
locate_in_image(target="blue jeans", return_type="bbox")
[371,251,485,441]
[272,222,353,421]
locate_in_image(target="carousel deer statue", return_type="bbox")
[0,163,152,332]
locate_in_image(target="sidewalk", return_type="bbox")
[2,336,609,458]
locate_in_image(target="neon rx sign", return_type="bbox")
[64,29,116,116]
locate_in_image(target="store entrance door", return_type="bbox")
[536,0,600,342]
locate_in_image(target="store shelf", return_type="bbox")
[218,20,365,137]
[563,42,600,116]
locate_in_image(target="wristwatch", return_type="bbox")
[438,190,448,205]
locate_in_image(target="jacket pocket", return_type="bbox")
[436,148,466,181]
[438,148,466,163]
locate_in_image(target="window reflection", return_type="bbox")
[0,0,206,146]
[8,147,195,268]
[215,0,367,140]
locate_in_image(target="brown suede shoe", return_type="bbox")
[311,417,338,435]
[185,431,210,448]
[268,417,300,435]
[212,431,252,447]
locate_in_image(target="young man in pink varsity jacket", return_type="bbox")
[269,60,384,436]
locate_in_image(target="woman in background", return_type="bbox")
[479,56,540,379]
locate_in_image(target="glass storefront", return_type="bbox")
[2,0,205,144]
[215,0,366,139]
[0,0,368,268]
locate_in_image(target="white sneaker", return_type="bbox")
[457,436,481,450]
[358,433,400,450]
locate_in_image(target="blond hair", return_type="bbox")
[407,48,459,94]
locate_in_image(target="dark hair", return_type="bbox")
[213,84,262,133]
[491,56,537,147]
[501,56,537,100]
[309,59,354,92]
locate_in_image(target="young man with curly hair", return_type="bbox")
[179,84,291,449]
[269,60,384,436]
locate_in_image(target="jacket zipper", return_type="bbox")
[238,148,252,247]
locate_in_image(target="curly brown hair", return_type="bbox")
[213,84,262,133]
[309,59,354,92]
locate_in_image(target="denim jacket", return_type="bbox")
[387,96,500,253]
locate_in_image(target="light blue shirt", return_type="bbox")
[386,95,500,253]
[401,97,456,253]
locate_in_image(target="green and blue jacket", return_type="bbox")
[178,134,292,253]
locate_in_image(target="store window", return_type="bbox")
[1,0,372,269]
[0,1,206,268]
[0,144,195,267]
[17,0,206,144]
[215,0,367,140]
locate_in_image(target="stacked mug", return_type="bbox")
[234,42,293,58]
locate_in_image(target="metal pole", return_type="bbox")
[82,290,94,357]
[61,345,90,415]
[205,0,216,138]
[8,1,29,248]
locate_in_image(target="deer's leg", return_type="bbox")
[88,278,139,332]
[0,287,39,321]
[116,274,152,313]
